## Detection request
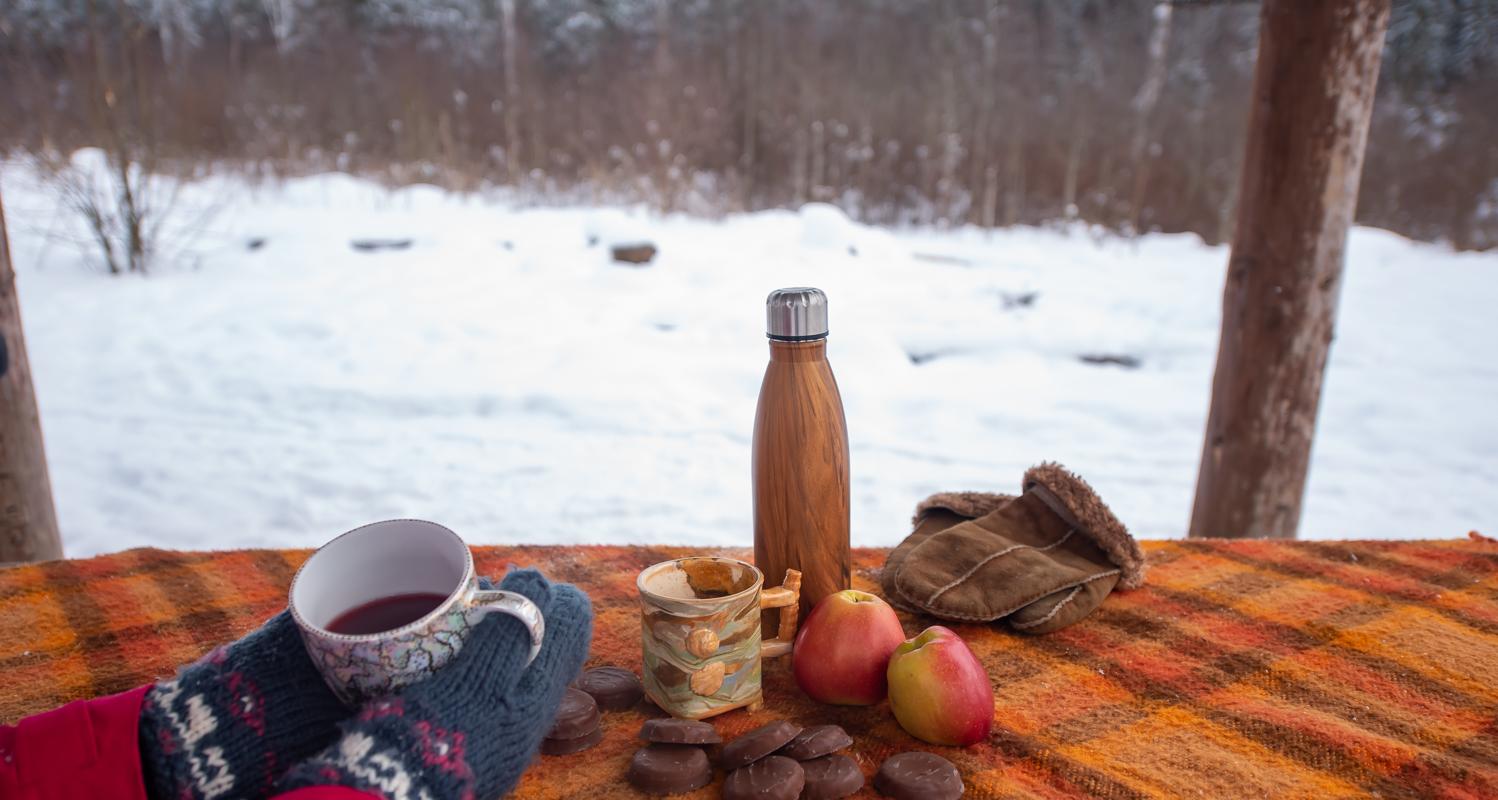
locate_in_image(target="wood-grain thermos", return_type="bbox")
[752,287,851,623]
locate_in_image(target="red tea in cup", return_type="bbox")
[326,592,450,635]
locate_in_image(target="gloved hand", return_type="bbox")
[280,568,593,800]
[138,610,349,799]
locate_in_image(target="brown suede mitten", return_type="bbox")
[880,492,1013,614]
[882,463,1144,634]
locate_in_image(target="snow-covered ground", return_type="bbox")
[4,159,1495,556]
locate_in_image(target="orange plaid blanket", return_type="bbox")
[2,541,1497,798]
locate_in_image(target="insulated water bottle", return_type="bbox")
[752,287,851,622]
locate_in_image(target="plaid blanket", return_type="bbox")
[2,540,1496,799]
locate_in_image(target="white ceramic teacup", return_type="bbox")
[289,519,544,705]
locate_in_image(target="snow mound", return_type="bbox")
[799,203,858,249]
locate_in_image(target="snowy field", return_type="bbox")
[4,158,1496,556]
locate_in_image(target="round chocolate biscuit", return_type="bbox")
[575,666,644,711]
[718,720,803,771]
[778,724,853,760]
[723,755,805,800]
[546,687,600,740]
[874,751,964,800]
[626,744,713,796]
[800,754,864,800]
[540,725,604,756]
[639,717,722,745]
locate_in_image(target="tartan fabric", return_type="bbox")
[2,540,1496,799]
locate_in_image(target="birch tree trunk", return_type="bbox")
[737,3,759,206]
[499,0,523,180]
[1127,1,1173,234]
[0,189,63,563]
[974,2,999,227]
[1190,0,1392,539]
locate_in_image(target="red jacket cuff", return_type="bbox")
[1,685,151,800]
[0,686,382,800]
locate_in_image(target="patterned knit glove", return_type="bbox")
[280,568,593,800]
[139,610,350,799]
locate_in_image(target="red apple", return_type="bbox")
[887,626,994,746]
[792,590,907,705]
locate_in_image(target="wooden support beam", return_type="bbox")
[1190,0,1391,539]
[0,187,64,562]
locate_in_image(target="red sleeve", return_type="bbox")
[0,686,150,800]
[0,687,379,800]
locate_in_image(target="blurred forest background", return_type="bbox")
[1,0,1496,250]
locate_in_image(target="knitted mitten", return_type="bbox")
[280,568,593,800]
[138,611,349,799]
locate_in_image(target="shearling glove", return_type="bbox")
[881,463,1144,634]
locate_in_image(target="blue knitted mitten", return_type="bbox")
[138,610,349,799]
[280,569,593,800]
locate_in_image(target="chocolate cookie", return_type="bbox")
[719,720,802,770]
[778,724,853,760]
[540,726,604,756]
[723,755,805,800]
[800,754,865,800]
[575,666,644,711]
[639,717,722,745]
[626,744,714,796]
[874,751,964,800]
[547,687,601,740]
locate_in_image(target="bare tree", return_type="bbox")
[1190,0,1393,539]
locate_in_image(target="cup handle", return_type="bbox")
[467,589,546,666]
[759,569,801,658]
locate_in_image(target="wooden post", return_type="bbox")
[1189,0,1391,539]
[0,188,64,562]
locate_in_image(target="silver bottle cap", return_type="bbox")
[766,287,829,341]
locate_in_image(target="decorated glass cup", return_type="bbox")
[289,519,544,704]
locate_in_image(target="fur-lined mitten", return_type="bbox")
[881,463,1144,634]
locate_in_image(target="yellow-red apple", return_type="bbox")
[887,626,994,746]
[792,590,907,705]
